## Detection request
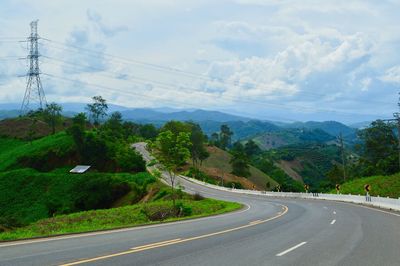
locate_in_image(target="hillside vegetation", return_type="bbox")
[0,168,155,227]
[196,146,278,190]
[0,117,71,139]
[251,128,335,151]
[331,173,400,198]
[0,133,75,172]
[0,99,246,239]
[0,199,241,241]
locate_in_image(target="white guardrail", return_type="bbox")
[178,175,400,212]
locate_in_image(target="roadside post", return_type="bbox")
[304,184,309,193]
[364,184,371,202]
[335,184,340,194]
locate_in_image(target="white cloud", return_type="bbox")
[380,66,400,84]
[204,29,373,103]
[0,0,399,122]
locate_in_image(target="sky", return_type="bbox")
[0,0,400,123]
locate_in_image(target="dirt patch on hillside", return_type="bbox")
[275,159,304,182]
[0,118,72,139]
[200,167,259,190]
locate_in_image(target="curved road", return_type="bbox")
[0,146,399,265]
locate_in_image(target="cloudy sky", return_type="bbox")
[1,0,400,123]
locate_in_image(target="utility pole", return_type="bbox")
[338,133,346,181]
[394,110,400,170]
[20,20,46,115]
[382,93,400,170]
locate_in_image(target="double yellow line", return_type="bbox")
[60,205,288,266]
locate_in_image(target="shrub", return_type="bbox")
[175,202,192,216]
[140,204,177,221]
[224,181,243,189]
[192,193,204,201]
[147,159,158,167]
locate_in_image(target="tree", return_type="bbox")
[220,124,233,150]
[161,120,191,135]
[232,141,245,153]
[326,164,344,186]
[102,111,124,140]
[244,139,262,157]
[43,102,63,135]
[67,113,87,152]
[156,130,191,206]
[86,96,108,126]
[210,132,220,146]
[357,120,398,175]
[139,124,158,140]
[188,122,209,168]
[229,149,250,177]
[199,149,210,167]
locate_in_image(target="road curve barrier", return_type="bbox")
[179,175,400,212]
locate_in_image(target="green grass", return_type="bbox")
[0,168,155,226]
[0,199,241,241]
[330,173,400,198]
[0,137,26,153]
[0,132,74,171]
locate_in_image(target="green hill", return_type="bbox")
[200,120,280,141]
[0,133,154,229]
[0,117,72,140]
[0,133,75,172]
[256,143,342,191]
[252,128,335,150]
[331,173,400,198]
[0,168,155,227]
[284,121,356,137]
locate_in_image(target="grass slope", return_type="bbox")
[0,132,74,171]
[331,173,400,198]
[0,168,155,227]
[0,117,71,139]
[0,199,241,241]
[201,146,278,190]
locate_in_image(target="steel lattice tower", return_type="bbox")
[20,20,46,114]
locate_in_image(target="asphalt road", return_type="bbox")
[0,144,399,266]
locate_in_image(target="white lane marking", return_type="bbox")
[342,203,400,217]
[0,204,251,248]
[276,242,307,257]
[333,211,336,214]
[330,219,336,225]
[323,206,328,209]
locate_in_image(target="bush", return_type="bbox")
[175,202,192,216]
[185,167,217,185]
[192,193,204,201]
[114,145,146,172]
[140,204,177,221]
[147,159,158,167]
[224,181,243,189]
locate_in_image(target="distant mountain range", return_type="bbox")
[0,103,250,122]
[0,102,367,142]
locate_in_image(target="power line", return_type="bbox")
[39,63,384,115]
[1,34,391,117]
[40,38,217,82]
[38,40,396,107]
[38,55,389,117]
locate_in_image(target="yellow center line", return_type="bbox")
[59,205,288,266]
[248,220,262,225]
[130,238,182,250]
